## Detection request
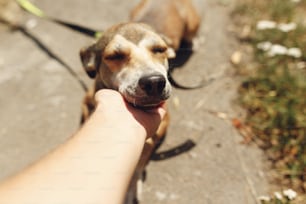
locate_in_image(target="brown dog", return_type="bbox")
[80,0,200,203]
[80,22,173,204]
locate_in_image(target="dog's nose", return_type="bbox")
[139,74,166,96]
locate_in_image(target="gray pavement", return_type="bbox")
[0,0,271,203]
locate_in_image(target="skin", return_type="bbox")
[0,89,166,204]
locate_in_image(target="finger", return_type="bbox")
[95,89,121,100]
[95,89,126,106]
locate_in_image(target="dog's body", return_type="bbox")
[80,0,200,203]
[131,0,200,51]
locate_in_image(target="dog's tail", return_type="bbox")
[151,139,196,160]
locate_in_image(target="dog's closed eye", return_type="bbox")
[104,52,127,61]
[151,45,175,59]
[151,46,167,54]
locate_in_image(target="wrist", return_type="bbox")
[91,107,147,142]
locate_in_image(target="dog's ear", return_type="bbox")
[166,47,176,59]
[160,34,176,59]
[80,45,100,78]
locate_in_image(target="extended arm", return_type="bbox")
[0,89,165,204]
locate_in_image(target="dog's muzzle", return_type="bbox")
[123,73,171,109]
[135,73,170,108]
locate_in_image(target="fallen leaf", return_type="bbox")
[172,96,180,109]
[232,118,242,128]
[230,51,242,65]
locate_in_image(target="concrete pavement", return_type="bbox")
[0,0,271,203]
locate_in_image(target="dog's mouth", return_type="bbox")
[123,93,169,110]
[133,101,165,110]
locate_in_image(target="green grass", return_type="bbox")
[232,0,306,200]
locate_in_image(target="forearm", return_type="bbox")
[0,110,146,204]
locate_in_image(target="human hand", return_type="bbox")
[94,89,166,138]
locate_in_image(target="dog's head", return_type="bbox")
[80,23,175,108]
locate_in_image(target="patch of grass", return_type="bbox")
[240,61,306,180]
[269,0,296,21]
[232,0,306,200]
